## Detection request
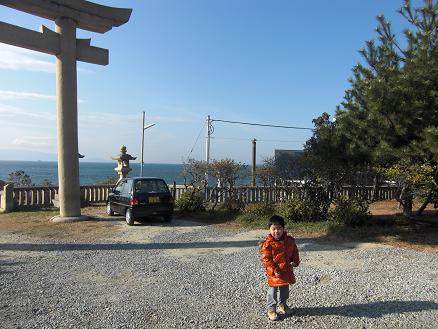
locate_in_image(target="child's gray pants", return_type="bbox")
[266,285,289,310]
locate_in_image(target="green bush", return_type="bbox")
[277,197,307,222]
[7,170,33,187]
[243,202,275,217]
[329,196,370,226]
[302,187,331,221]
[220,197,245,212]
[175,190,205,212]
[96,176,118,185]
[237,202,275,224]
[276,188,330,222]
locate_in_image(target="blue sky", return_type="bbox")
[0,0,421,164]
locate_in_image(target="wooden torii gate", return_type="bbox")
[0,0,132,221]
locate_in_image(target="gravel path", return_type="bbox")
[0,218,437,329]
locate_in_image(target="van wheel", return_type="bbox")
[126,209,134,226]
[106,202,114,216]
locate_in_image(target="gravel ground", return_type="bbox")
[0,218,437,329]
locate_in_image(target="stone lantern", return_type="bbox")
[112,145,136,183]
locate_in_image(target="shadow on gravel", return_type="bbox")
[320,215,438,250]
[87,216,125,222]
[0,259,25,274]
[0,240,261,252]
[286,300,438,319]
[296,239,353,252]
[95,216,226,227]
[0,238,359,252]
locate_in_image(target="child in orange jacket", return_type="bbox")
[260,215,300,321]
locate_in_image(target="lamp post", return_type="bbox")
[140,111,156,177]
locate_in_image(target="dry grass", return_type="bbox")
[0,201,436,252]
[0,206,123,241]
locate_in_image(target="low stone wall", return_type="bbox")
[1,184,399,211]
[2,184,188,210]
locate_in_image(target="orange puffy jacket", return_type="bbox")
[261,232,300,287]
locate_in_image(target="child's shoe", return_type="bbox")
[267,309,279,321]
[277,303,292,315]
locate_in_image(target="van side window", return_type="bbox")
[123,179,133,194]
[114,181,125,193]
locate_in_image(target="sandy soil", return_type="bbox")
[0,206,122,242]
[369,199,437,216]
[0,201,436,253]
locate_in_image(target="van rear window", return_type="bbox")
[134,180,168,193]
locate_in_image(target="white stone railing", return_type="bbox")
[13,186,58,207]
[0,184,399,211]
[1,184,187,210]
[206,186,400,203]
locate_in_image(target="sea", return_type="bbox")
[0,160,185,185]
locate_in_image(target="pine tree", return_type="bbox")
[338,0,438,216]
[308,0,438,216]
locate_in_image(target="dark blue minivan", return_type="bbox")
[106,177,174,225]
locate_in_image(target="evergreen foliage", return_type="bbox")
[306,0,438,217]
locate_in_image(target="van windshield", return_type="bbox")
[134,180,168,193]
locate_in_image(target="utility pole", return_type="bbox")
[140,111,156,177]
[205,115,212,185]
[252,139,257,186]
[141,111,145,177]
[206,115,211,165]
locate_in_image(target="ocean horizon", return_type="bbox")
[0,160,185,185]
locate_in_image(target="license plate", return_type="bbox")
[148,196,160,203]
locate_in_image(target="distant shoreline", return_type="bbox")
[0,159,182,165]
[0,161,185,185]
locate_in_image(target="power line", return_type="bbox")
[257,138,308,143]
[211,119,313,131]
[211,136,307,143]
[186,120,207,160]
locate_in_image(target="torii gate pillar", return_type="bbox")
[56,17,81,219]
[0,0,132,222]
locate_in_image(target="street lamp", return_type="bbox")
[140,111,156,177]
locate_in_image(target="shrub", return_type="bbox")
[243,202,275,217]
[237,202,275,224]
[276,189,331,222]
[7,170,33,187]
[40,179,53,187]
[175,190,205,212]
[220,197,245,212]
[302,186,331,221]
[329,196,370,226]
[96,176,118,185]
[277,197,307,222]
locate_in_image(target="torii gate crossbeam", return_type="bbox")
[0,0,132,222]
